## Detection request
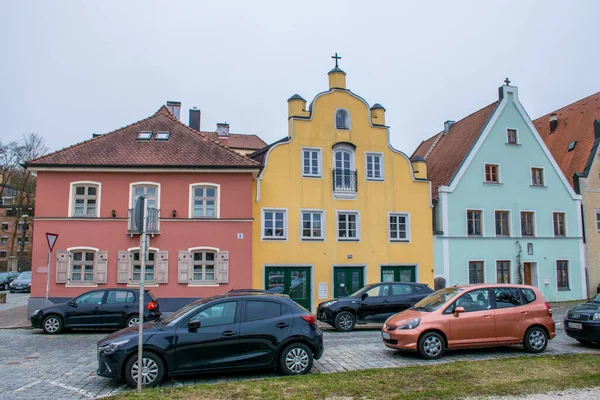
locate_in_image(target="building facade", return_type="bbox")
[413,84,587,302]
[250,66,433,311]
[534,92,600,297]
[26,104,261,313]
[0,185,34,272]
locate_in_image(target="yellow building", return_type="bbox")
[249,62,433,311]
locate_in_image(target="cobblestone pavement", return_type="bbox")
[1,306,599,400]
[0,292,30,328]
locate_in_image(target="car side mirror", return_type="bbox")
[361,292,368,300]
[69,300,77,308]
[453,306,465,317]
[188,320,201,331]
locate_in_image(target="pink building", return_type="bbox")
[26,104,261,313]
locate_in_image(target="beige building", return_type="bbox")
[534,91,600,297]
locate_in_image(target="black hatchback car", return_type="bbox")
[31,289,161,334]
[563,292,600,344]
[9,271,32,293]
[97,292,323,388]
[0,271,20,290]
[317,282,433,331]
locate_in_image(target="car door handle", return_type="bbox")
[482,314,491,318]
[520,311,528,314]
[222,331,238,337]
[276,323,289,329]
[94,306,101,311]
[382,300,389,304]
[124,305,130,309]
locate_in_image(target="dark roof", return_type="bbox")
[412,102,500,199]
[27,106,260,169]
[200,132,267,150]
[287,94,306,102]
[533,90,600,189]
[328,67,346,75]
[411,155,426,162]
[248,137,291,165]
[371,103,386,111]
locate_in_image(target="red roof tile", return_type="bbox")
[27,106,260,169]
[201,132,266,150]
[412,102,499,199]
[533,91,600,188]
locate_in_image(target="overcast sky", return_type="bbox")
[1,0,600,156]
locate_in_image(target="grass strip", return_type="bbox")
[112,354,600,400]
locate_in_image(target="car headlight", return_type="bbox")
[399,317,421,330]
[321,300,338,308]
[593,313,600,321]
[27,282,31,286]
[98,339,130,355]
[31,309,40,317]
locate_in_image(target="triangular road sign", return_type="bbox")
[46,233,59,252]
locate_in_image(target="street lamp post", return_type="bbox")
[18,214,28,272]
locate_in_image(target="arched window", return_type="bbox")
[336,109,349,129]
[333,143,356,193]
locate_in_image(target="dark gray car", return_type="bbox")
[9,271,31,293]
[0,271,20,290]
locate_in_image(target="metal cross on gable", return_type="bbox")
[331,52,342,68]
[504,77,511,86]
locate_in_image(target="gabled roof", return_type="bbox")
[200,132,267,150]
[248,137,291,165]
[412,102,499,199]
[27,106,260,169]
[533,90,600,189]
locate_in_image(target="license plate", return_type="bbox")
[382,332,391,340]
[568,322,582,330]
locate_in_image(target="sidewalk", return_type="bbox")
[0,292,31,328]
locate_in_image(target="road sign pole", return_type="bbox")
[137,197,148,393]
[45,233,58,307]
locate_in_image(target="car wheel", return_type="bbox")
[42,315,63,334]
[278,343,313,375]
[126,315,140,328]
[125,352,165,388]
[524,326,548,353]
[418,331,445,359]
[9,290,14,293]
[576,339,591,346]
[334,311,356,332]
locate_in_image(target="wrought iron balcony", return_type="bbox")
[128,208,160,235]
[332,169,358,193]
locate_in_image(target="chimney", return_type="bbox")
[550,114,558,134]
[166,101,181,121]
[444,120,455,134]
[217,122,230,137]
[189,107,201,131]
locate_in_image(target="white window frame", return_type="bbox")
[506,128,519,145]
[301,147,322,178]
[467,260,486,284]
[129,182,161,210]
[336,210,360,241]
[68,181,101,218]
[466,209,484,237]
[190,248,218,283]
[129,248,158,283]
[188,183,220,218]
[300,209,325,241]
[494,209,511,237]
[68,248,98,284]
[483,163,501,184]
[520,210,536,237]
[334,108,351,130]
[388,212,410,242]
[552,211,567,237]
[261,208,288,241]
[531,166,546,187]
[365,152,384,181]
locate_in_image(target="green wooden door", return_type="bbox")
[381,266,416,282]
[265,267,311,310]
[334,267,364,298]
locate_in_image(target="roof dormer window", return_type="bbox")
[335,109,350,130]
[155,131,170,140]
[137,131,152,140]
[568,141,576,151]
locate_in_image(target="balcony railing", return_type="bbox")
[128,208,160,235]
[332,169,358,193]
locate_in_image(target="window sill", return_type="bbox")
[127,283,159,287]
[302,175,323,179]
[337,238,360,242]
[557,288,571,291]
[366,178,384,182]
[505,143,521,146]
[467,235,483,238]
[390,239,410,243]
[483,182,503,186]
[187,282,220,287]
[530,185,548,189]
[333,191,357,200]
[262,237,287,241]
[301,238,325,242]
[66,283,98,288]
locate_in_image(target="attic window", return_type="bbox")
[137,131,152,140]
[155,131,170,140]
[568,141,577,151]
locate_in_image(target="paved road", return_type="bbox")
[1,305,599,400]
[0,292,29,328]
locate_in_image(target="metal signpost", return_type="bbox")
[45,233,59,307]
[134,196,148,393]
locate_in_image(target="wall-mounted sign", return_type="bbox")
[318,282,328,299]
[237,233,244,239]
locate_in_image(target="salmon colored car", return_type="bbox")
[381,284,555,359]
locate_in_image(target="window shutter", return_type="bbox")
[55,250,69,284]
[117,251,130,284]
[94,251,108,284]
[178,251,191,283]
[216,251,229,284]
[156,251,169,284]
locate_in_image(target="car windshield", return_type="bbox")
[411,287,463,312]
[0,273,8,279]
[17,271,31,280]
[160,298,209,324]
[592,293,600,303]
[348,284,375,298]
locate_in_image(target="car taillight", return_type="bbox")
[301,314,317,326]
[545,302,552,317]
[147,301,158,311]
